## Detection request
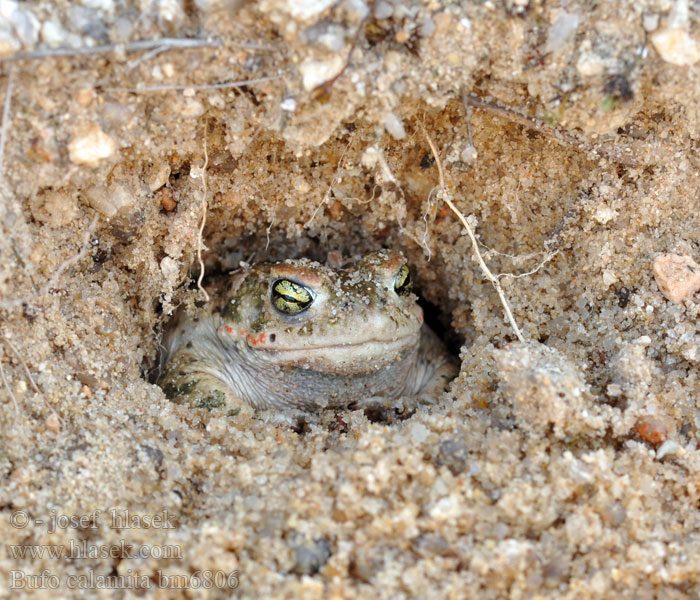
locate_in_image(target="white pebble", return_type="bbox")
[83,184,135,218]
[0,0,39,47]
[280,97,297,112]
[68,123,115,167]
[299,55,344,91]
[160,256,179,280]
[460,144,478,164]
[285,0,334,21]
[651,0,700,65]
[593,206,618,224]
[643,13,660,32]
[602,270,618,287]
[546,10,580,53]
[383,112,406,140]
[374,1,393,19]
[651,27,700,65]
[656,440,679,460]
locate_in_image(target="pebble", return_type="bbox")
[651,0,700,65]
[0,1,39,49]
[383,111,406,140]
[45,413,60,433]
[83,183,135,218]
[68,123,115,167]
[651,27,700,65]
[285,0,335,21]
[160,256,179,282]
[299,55,345,91]
[546,10,580,53]
[635,416,670,445]
[289,535,331,575]
[652,253,700,303]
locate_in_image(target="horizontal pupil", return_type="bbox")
[278,292,308,305]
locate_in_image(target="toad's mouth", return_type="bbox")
[244,334,420,374]
[255,334,418,352]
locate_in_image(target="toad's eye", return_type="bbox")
[271,279,314,314]
[393,264,413,296]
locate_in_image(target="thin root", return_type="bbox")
[196,122,210,303]
[0,353,18,413]
[305,139,353,227]
[421,124,525,343]
[2,336,60,421]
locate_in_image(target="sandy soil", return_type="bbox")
[2,0,700,598]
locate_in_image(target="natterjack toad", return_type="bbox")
[157,250,457,411]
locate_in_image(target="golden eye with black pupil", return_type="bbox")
[394,264,412,296]
[271,279,314,314]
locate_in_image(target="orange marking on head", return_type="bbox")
[224,325,235,334]
[246,332,266,346]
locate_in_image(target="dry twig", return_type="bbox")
[421,124,526,342]
[0,65,14,181]
[104,74,283,94]
[461,89,638,168]
[305,139,353,227]
[3,37,223,62]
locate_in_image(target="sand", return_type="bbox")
[2,0,700,598]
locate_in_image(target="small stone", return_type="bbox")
[383,111,406,140]
[45,413,60,433]
[160,256,179,281]
[374,1,393,19]
[651,27,700,65]
[0,1,40,48]
[0,23,19,57]
[434,439,469,475]
[83,183,135,218]
[299,55,344,91]
[593,206,618,224]
[280,97,297,112]
[635,416,670,445]
[546,10,580,53]
[602,270,618,287]
[145,162,171,192]
[159,188,177,211]
[68,123,115,167]
[285,0,335,21]
[656,439,680,459]
[75,88,95,107]
[289,534,331,575]
[651,0,700,65]
[643,13,660,32]
[652,253,700,303]
[394,29,410,44]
